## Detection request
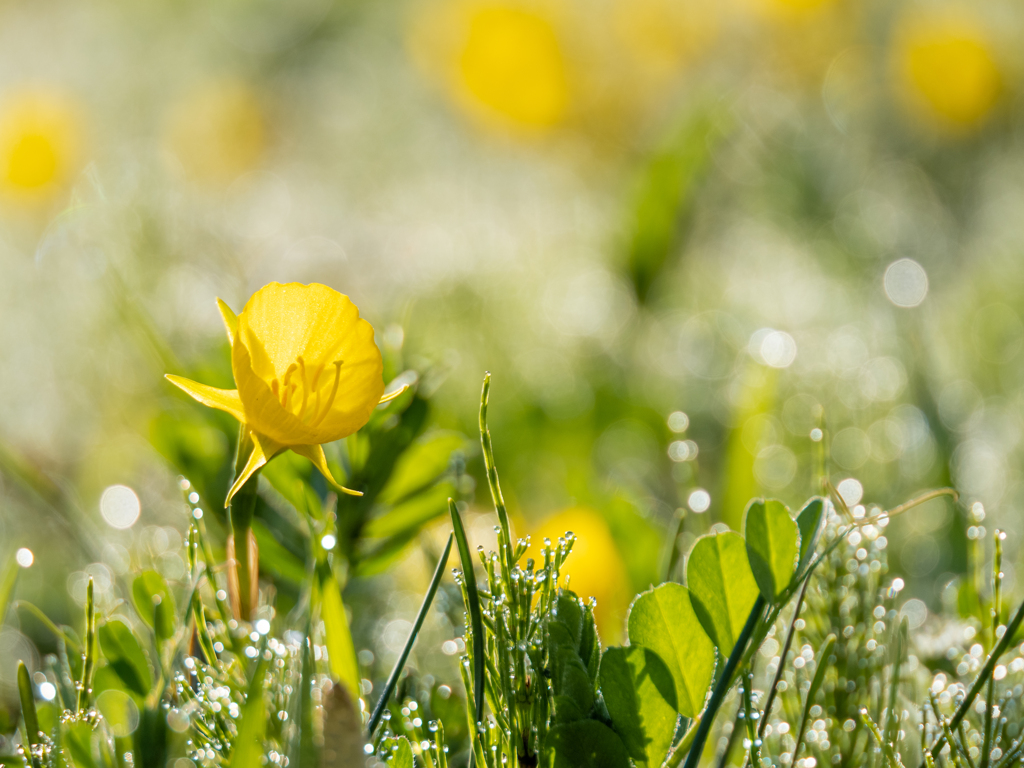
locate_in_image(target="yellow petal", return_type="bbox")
[231,337,321,446]
[291,444,363,497]
[217,298,238,346]
[165,374,245,423]
[378,384,409,404]
[225,431,284,506]
[234,282,384,444]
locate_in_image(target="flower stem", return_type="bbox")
[228,426,260,621]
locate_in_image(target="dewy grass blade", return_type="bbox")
[17,661,40,748]
[793,634,836,763]
[450,499,485,737]
[758,577,810,741]
[923,593,1024,765]
[367,533,454,739]
[479,373,512,576]
[77,577,96,712]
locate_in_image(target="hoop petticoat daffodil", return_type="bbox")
[166,282,401,505]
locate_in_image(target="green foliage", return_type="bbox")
[545,721,633,768]
[96,619,152,700]
[686,531,760,656]
[599,646,677,765]
[131,571,175,642]
[626,584,714,719]
[744,499,800,602]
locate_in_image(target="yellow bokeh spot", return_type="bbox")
[459,5,569,129]
[0,89,81,202]
[165,79,266,186]
[897,13,1000,131]
[611,0,717,81]
[409,0,570,132]
[532,507,630,642]
[748,0,834,18]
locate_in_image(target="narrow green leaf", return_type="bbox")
[251,519,307,585]
[97,619,152,700]
[544,720,632,768]
[744,499,800,601]
[377,431,465,505]
[686,532,759,656]
[131,571,175,641]
[0,557,19,627]
[627,583,715,718]
[795,497,826,573]
[228,655,270,768]
[318,574,360,701]
[363,482,455,540]
[17,662,39,747]
[449,499,485,729]
[368,533,453,738]
[600,646,678,766]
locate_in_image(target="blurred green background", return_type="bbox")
[0,0,1022,697]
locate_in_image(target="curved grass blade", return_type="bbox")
[793,634,836,762]
[367,533,454,739]
[449,499,485,735]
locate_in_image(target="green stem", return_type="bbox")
[228,426,260,622]
[77,578,96,712]
[682,596,766,768]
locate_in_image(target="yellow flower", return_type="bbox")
[409,0,570,132]
[610,0,718,84]
[166,283,393,504]
[164,79,266,186]
[532,507,630,642]
[0,88,82,204]
[895,11,1001,131]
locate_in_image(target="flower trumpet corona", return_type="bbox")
[166,282,394,506]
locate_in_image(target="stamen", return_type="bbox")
[271,379,281,400]
[282,381,297,410]
[310,361,344,428]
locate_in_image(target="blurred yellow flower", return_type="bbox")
[409,0,570,132]
[532,507,630,641]
[165,79,266,185]
[895,11,1001,131]
[166,283,390,504]
[744,0,835,20]
[0,88,82,204]
[610,0,718,85]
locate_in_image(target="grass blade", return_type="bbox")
[758,577,810,740]
[228,651,270,768]
[793,633,836,762]
[367,533,454,738]
[449,499,485,734]
[479,373,512,575]
[18,661,40,748]
[924,593,1024,765]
